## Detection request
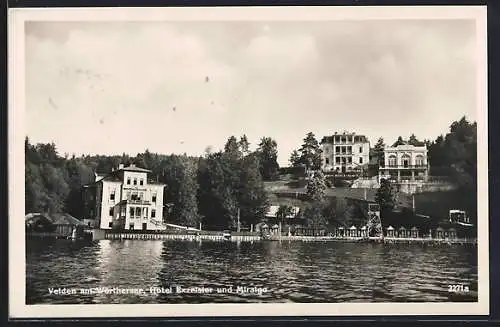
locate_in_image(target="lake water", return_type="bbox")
[26,239,478,304]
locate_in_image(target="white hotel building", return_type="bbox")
[83,163,166,231]
[320,132,370,174]
[378,144,429,183]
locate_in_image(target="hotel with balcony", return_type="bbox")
[83,163,166,231]
[378,143,429,183]
[320,132,370,174]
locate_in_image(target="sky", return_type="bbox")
[25,19,478,166]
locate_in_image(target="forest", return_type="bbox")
[25,116,477,230]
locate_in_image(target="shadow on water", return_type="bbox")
[26,239,478,304]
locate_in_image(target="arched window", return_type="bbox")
[388,155,397,167]
[415,155,424,166]
[401,154,411,168]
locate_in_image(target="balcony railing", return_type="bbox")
[121,199,152,205]
[380,164,428,169]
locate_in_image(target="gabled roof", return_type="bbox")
[25,213,86,226]
[25,213,53,225]
[120,164,151,173]
[50,213,87,226]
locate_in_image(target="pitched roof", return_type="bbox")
[49,213,87,226]
[25,213,53,225]
[120,164,151,173]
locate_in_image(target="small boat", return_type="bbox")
[222,230,231,240]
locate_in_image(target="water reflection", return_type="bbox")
[26,240,478,304]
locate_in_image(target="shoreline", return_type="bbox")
[26,230,477,246]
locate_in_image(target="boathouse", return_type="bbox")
[336,226,345,237]
[270,224,280,235]
[436,227,445,239]
[257,223,269,234]
[398,226,408,238]
[386,226,395,237]
[348,226,357,237]
[360,226,368,237]
[25,212,87,238]
[25,213,55,233]
[51,213,88,237]
[410,227,419,238]
[447,228,457,239]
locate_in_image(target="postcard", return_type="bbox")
[9,5,488,318]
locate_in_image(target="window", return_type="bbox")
[109,222,113,228]
[348,146,352,154]
[335,157,340,163]
[325,158,330,165]
[109,208,113,216]
[402,154,411,168]
[129,223,134,230]
[120,206,126,216]
[140,179,144,186]
[127,178,131,185]
[110,191,115,201]
[126,191,131,200]
[133,178,137,185]
[347,157,352,164]
[335,146,340,153]
[152,193,157,203]
[415,155,424,166]
[143,207,148,218]
[359,157,363,164]
[130,207,135,217]
[151,209,156,218]
[135,207,141,217]
[388,155,397,167]
[359,146,363,153]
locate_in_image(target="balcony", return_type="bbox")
[119,199,152,205]
[379,164,428,170]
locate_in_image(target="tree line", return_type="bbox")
[25,116,477,230]
[25,135,280,230]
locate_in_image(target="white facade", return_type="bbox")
[84,164,166,231]
[320,132,370,173]
[379,144,429,182]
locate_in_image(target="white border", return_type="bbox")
[9,6,489,318]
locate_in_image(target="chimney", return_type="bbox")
[118,164,124,169]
